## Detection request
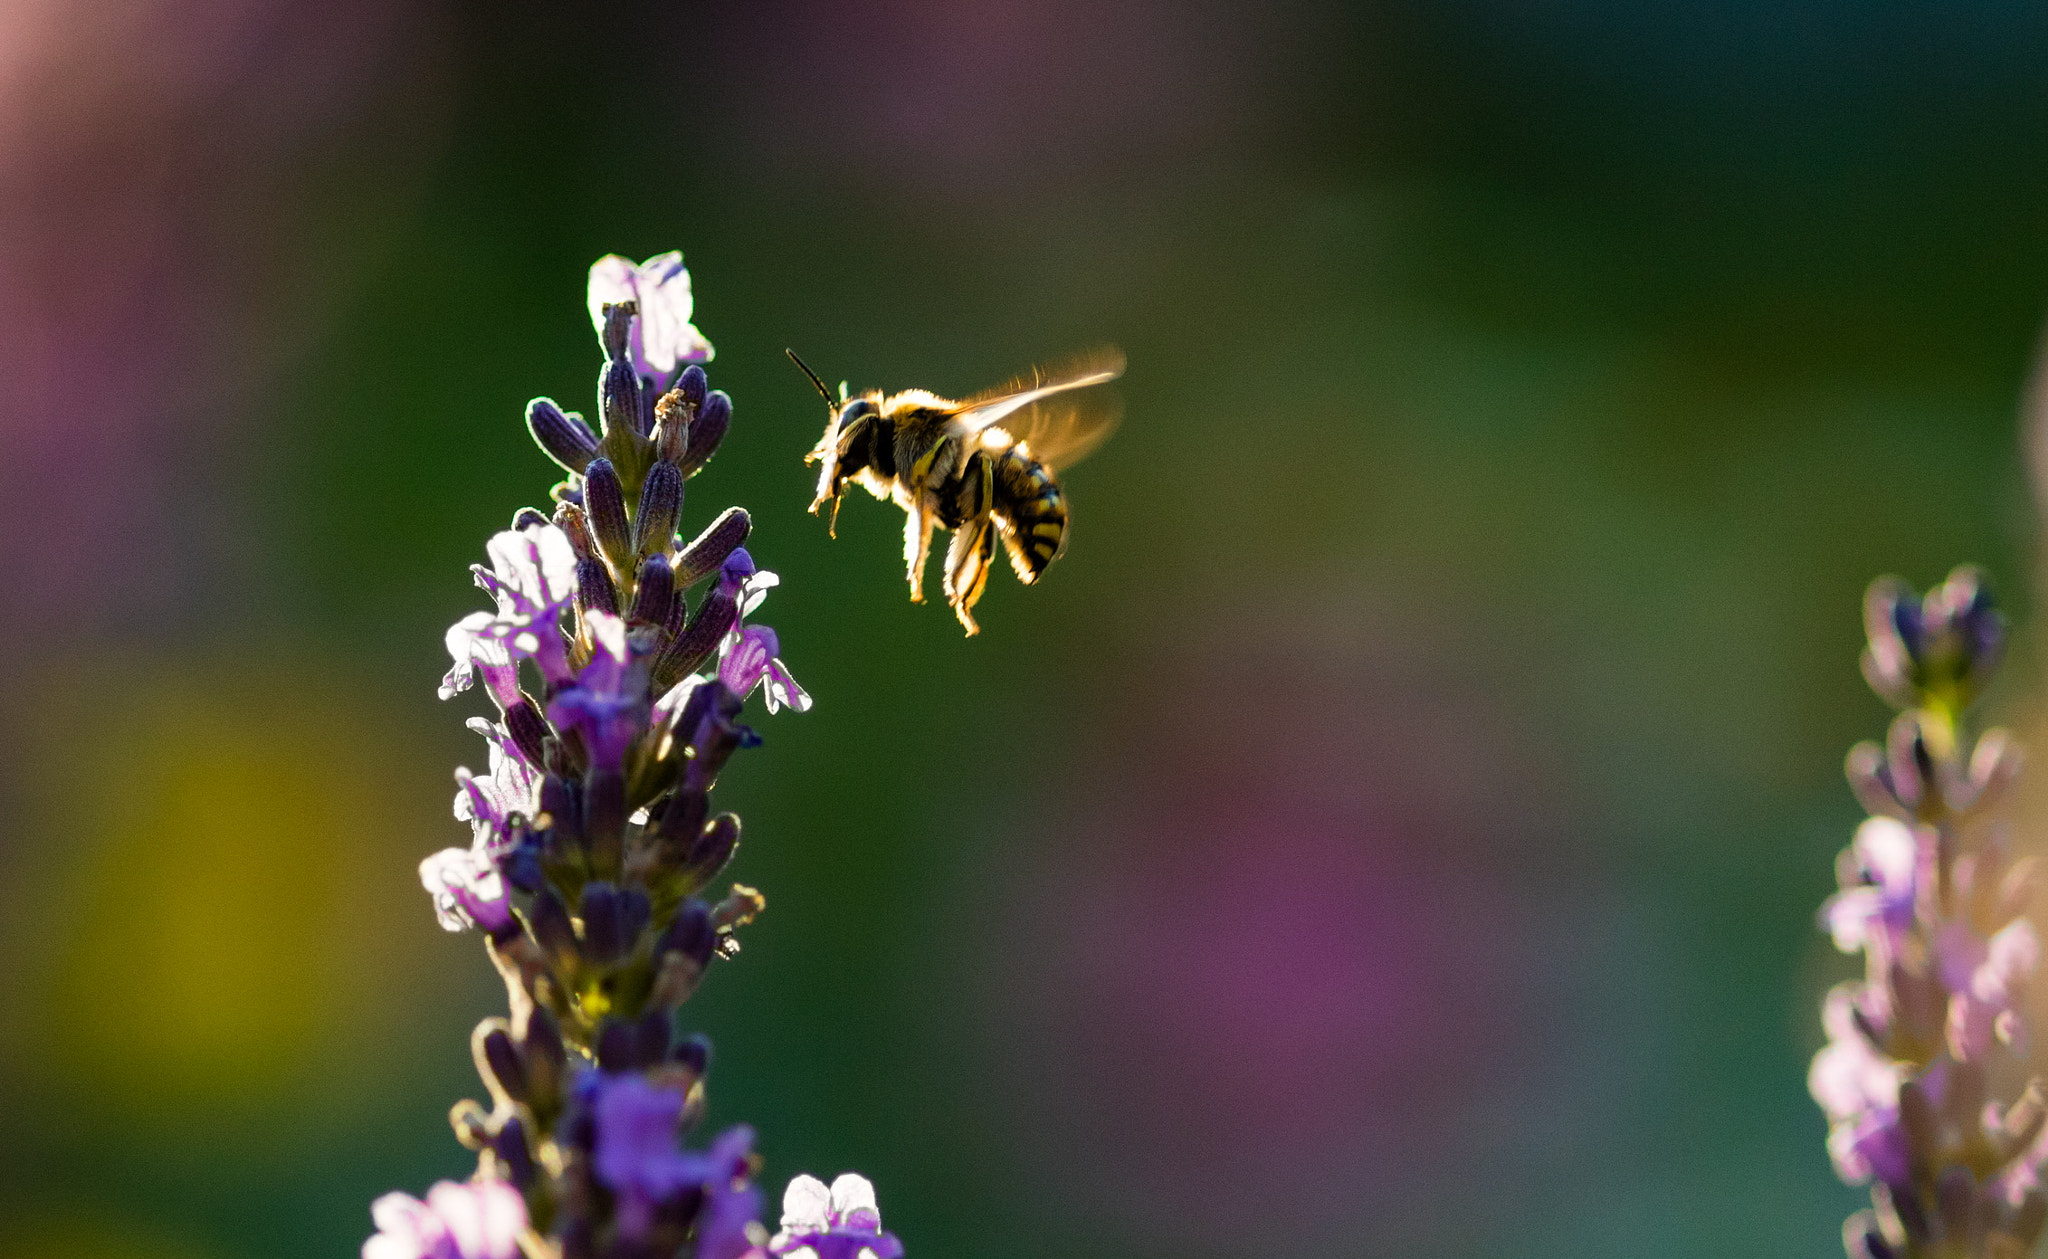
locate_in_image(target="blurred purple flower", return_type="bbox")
[548,609,648,768]
[363,1179,526,1259]
[588,251,714,382]
[588,1073,732,1237]
[769,1173,904,1259]
[1809,987,1901,1127]
[695,1126,768,1259]
[1939,918,2039,1059]
[1820,816,1922,956]
[441,524,578,702]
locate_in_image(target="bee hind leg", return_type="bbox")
[943,517,998,637]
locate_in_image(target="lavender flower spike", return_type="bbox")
[441,522,578,701]
[1812,567,2048,1259]
[389,255,902,1259]
[589,251,714,381]
[770,1174,904,1259]
[363,1180,526,1259]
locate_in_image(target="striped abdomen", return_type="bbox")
[992,448,1067,583]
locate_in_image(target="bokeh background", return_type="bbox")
[6,1,2048,1255]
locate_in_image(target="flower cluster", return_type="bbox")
[1812,567,2047,1259]
[366,254,891,1259]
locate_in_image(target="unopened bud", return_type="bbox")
[685,813,741,890]
[672,1032,712,1077]
[655,583,737,689]
[528,398,599,473]
[601,357,645,440]
[600,302,635,362]
[577,556,619,617]
[474,1020,528,1104]
[582,459,634,576]
[673,507,751,591]
[631,554,674,627]
[679,390,731,476]
[635,461,683,560]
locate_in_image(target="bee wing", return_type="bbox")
[983,393,1123,470]
[948,347,1125,457]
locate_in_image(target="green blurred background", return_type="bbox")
[4,1,2048,1255]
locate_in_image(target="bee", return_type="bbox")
[793,346,1124,635]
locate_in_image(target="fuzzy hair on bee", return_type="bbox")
[793,347,1124,636]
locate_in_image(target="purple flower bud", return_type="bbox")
[656,582,738,689]
[680,390,731,477]
[490,1116,536,1189]
[636,1008,672,1065]
[676,363,709,412]
[527,888,581,970]
[599,302,636,362]
[685,813,741,888]
[673,1033,712,1077]
[636,461,683,559]
[577,556,619,617]
[583,459,633,576]
[596,1019,642,1072]
[674,508,751,591]
[601,357,646,439]
[475,1022,528,1104]
[583,770,627,875]
[654,786,710,849]
[510,506,551,531]
[660,899,717,969]
[528,397,599,473]
[632,554,675,627]
[540,774,582,846]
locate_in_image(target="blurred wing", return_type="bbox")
[986,394,1123,470]
[949,346,1125,439]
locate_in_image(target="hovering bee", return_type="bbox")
[793,347,1124,635]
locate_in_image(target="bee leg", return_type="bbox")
[903,507,936,603]
[943,515,998,637]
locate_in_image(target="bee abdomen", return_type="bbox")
[993,449,1067,583]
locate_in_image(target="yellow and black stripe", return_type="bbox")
[993,449,1067,583]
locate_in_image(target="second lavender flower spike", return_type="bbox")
[1812,566,2047,1259]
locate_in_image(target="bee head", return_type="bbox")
[790,350,886,536]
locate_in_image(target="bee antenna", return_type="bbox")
[786,349,836,407]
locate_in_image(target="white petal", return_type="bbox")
[828,1173,878,1225]
[780,1174,832,1233]
[588,254,641,332]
